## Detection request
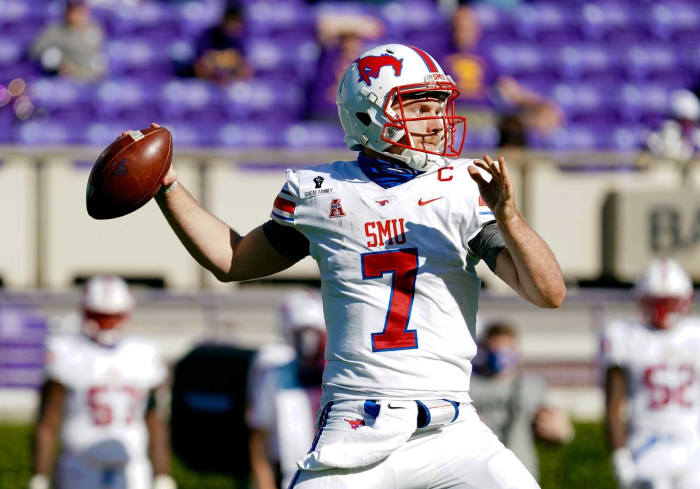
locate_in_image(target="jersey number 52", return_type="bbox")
[361,248,419,352]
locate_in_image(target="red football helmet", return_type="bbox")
[635,258,693,330]
[82,275,134,345]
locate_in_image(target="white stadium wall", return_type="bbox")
[0,147,699,290]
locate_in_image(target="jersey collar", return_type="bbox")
[357,152,424,189]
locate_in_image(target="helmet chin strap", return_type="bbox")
[376,129,443,171]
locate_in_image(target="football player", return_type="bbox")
[602,258,699,489]
[29,275,176,489]
[247,290,326,489]
[135,43,565,488]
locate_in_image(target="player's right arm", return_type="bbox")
[30,380,66,489]
[154,169,296,282]
[119,124,298,282]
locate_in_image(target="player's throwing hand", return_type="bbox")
[468,154,516,223]
[120,122,178,189]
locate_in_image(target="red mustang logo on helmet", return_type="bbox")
[355,55,403,86]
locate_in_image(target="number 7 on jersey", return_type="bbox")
[361,248,419,352]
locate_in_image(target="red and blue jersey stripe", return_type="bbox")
[271,187,296,223]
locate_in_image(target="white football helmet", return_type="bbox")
[336,43,466,171]
[82,275,134,345]
[635,258,693,329]
[279,290,326,380]
[279,290,325,341]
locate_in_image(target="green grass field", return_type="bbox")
[0,422,616,489]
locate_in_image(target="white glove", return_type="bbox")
[612,448,638,488]
[28,474,50,489]
[153,474,177,489]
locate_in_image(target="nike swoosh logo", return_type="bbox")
[387,403,407,409]
[418,197,444,206]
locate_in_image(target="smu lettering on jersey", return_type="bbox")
[45,334,166,460]
[270,158,494,406]
[601,318,700,435]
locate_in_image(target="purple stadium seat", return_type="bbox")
[217,121,280,148]
[0,38,23,67]
[622,44,679,81]
[15,120,80,145]
[552,82,617,124]
[0,307,48,389]
[514,3,580,43]
[488,43,553,78]
[174,0,225,37]
[610,125,645,150]
[379,1,450,42]
[557,44,621,82]
[0,0,58,37]
[106,39,174,79]
[94,79,160,121]
[471,4,517,44]
[282,121,345,149]
[159,80,226,122]
[245,38,320,82]
[160,121,216,147]
[28,78,95,119]
[223,78,303,121]
[109,3,178,38]
[246,0,314,38]
[647,2,700,42]
[618,83,670,123]
[579,2,646,42]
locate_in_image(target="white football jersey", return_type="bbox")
[247,344,320,488]
[45,333,166,461]
[271,158,494,406]
[601,317,700,435]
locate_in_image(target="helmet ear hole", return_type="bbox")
[356,112,371,126]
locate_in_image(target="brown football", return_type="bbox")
[86,126,172,219]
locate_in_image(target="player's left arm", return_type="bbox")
[468,154,566,308]
[145,389,177,489]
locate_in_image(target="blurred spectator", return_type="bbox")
[470,322,574,481]
[444,6,562,144]
[601,258,699,489]
[246,290,326,489]
[646,89,700,162]
[29,275,175,489]
[307,11,384,119]
[193,6,251,83]
[30,0,106,81]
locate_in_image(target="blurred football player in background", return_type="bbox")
[602,258,700,489]
[133,41,564,488]
[471,322,574,481]
[29,275,175,489]
[247,290,326,489]
[30,0,106,81]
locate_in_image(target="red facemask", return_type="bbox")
[639,296,692,329]
[381,81,466,158]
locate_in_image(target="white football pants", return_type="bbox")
[627,431,700,489]
[57,453,152,489]
[289,403,540,489]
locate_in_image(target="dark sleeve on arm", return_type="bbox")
[468,221,506,272]
[146,389,157,412]
[262,220,310,262]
